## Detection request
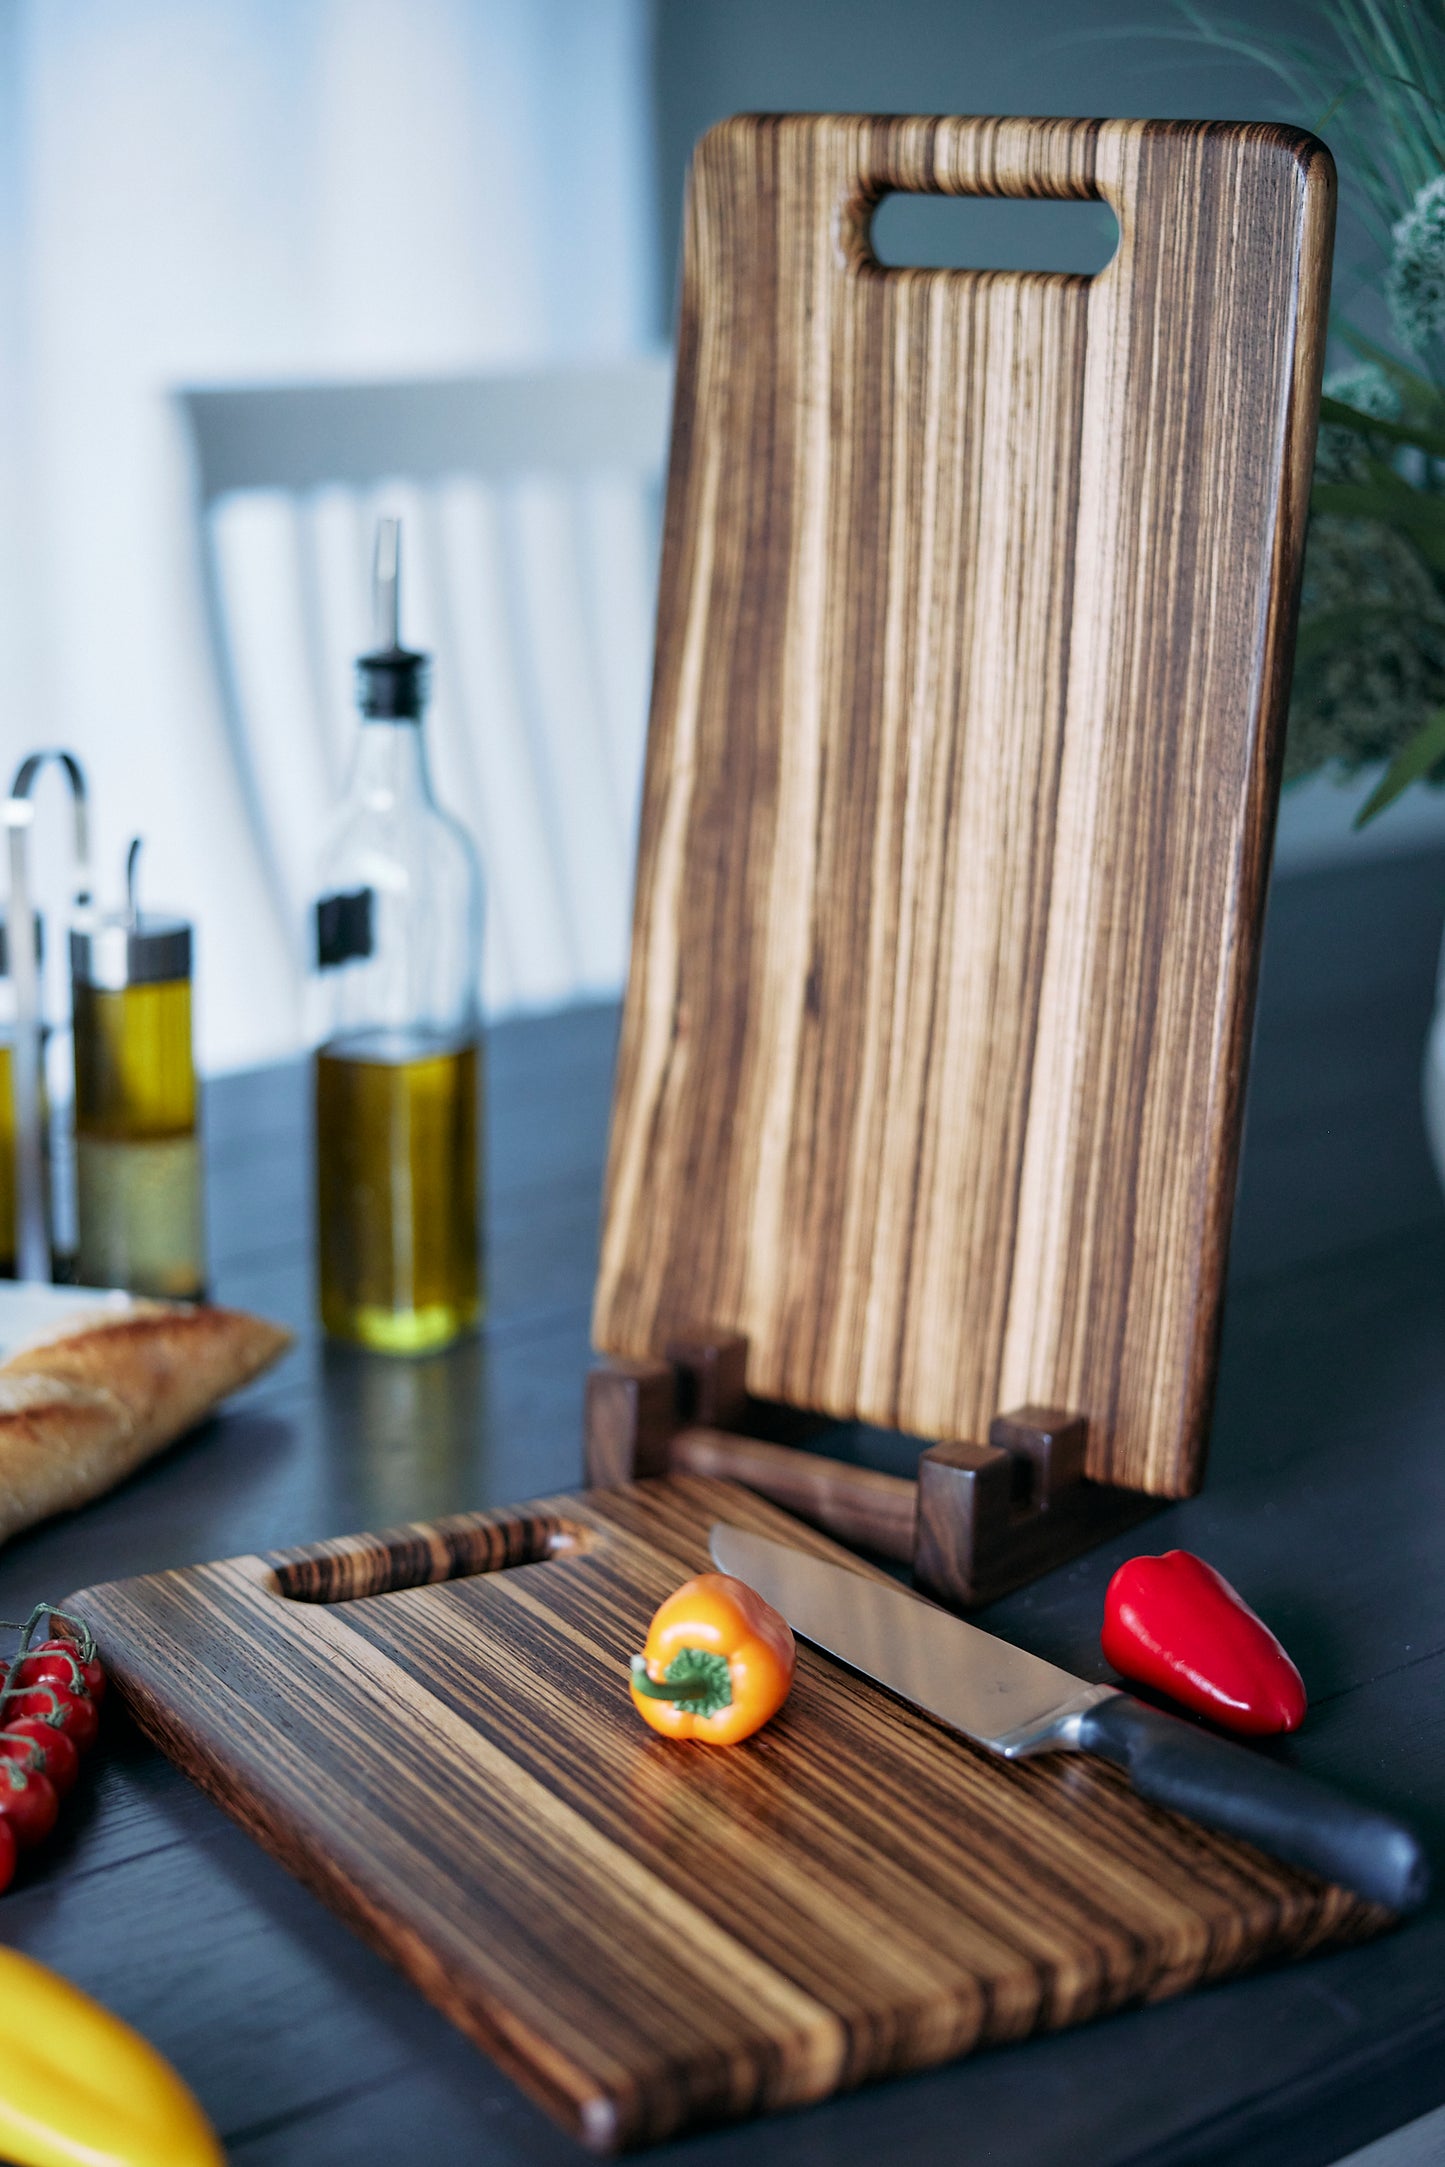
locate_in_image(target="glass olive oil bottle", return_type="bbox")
[310,518,484,1355]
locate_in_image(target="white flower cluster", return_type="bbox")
[1389,174,1445,357]
[1322,362,1401,424]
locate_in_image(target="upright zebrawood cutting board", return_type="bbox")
[594,115,1335,1497]
[74,1475,1384,2151]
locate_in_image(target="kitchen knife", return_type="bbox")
[708,1523,1429,1914]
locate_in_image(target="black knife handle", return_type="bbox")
[1077,1695,1430,1914]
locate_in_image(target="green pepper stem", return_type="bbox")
[629,1655,716,1702]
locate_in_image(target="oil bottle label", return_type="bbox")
[315,888,374,969]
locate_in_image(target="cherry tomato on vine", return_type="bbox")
[0,1817,14,1894]
[13,1650,89,1701]
[0,1722,79,1797]
[30,1638,106,1705]
[0,1760,58,1849]
[3,1683,98,1752]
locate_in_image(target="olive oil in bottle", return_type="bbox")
[310,519,484,1355]
[315,1030,480,1353]
[70,847,204,1298]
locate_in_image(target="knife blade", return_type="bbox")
[708,1522,1429,1914]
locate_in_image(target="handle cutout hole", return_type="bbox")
[273,1513,591,1603]
[869,193,1119,276]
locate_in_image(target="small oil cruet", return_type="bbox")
[69,839,204,1298]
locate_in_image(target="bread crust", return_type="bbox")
[0,1302,293,1545]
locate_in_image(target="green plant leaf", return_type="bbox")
[1319,393,1445,459]
[1310,482,1445,570]
[1293,601,1445,664]
[1336,324,1445,421]
[1161,2,1445,247]
[1316,73,1371,131]
[1311,478,1445,524]
[1362,447,1422,493]
[1354,701,1445,825]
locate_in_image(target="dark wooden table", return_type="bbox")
[5,849,1445,2167]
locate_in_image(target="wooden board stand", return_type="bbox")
[586,1332,1156,1607]
[588,113,1335,1600]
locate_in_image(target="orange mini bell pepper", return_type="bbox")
[629,1572,795,1745]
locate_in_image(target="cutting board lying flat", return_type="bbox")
[73,1477,1386,2151]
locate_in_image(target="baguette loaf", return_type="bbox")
[0,1300,292,1544]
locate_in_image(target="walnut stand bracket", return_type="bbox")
[586,1334,1156,1608]
[587,115,1334,1609]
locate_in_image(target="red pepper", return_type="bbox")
[1101,1550,1307,1736]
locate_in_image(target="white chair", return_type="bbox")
[176,357,672,1020]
